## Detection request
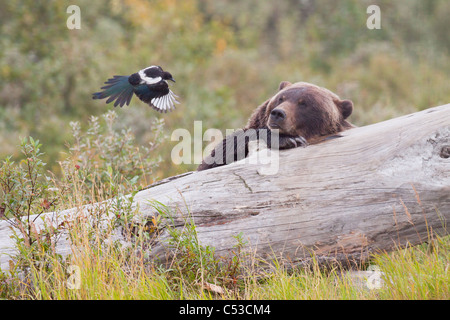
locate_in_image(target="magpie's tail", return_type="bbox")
[92,75,134,107]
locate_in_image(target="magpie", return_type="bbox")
[92,65,179,113]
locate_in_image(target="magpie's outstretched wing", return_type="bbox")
[134,82,179,113]
[92,76,134,107]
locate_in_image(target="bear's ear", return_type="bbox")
[337,99,353,119]
[278,81,292,91]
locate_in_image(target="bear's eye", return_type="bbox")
[298,100,306,107]
[278,96,284,104]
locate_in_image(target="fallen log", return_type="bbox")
[1,104,449,271]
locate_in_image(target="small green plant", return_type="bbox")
[0,137,63,271]
[0,137,57,225]
[59,110,164,204]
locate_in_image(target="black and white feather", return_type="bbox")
[92,65,179,113]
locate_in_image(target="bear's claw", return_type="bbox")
[282,136,308,149]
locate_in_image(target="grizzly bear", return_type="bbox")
[197,81,355,171]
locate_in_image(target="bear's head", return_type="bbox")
[265,81,354,141]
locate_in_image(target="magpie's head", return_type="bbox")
[139,66,175,84]
[162,71,176,83]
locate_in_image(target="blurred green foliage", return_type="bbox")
[1,0,449,178]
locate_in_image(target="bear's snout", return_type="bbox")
[270,108,286,121]
[268,106,298,135]
[269,108,288,131]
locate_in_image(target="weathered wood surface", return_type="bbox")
[1,104,449,271]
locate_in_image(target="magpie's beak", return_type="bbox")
[169,77,176,83]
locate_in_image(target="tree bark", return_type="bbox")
[1,104,449,271]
